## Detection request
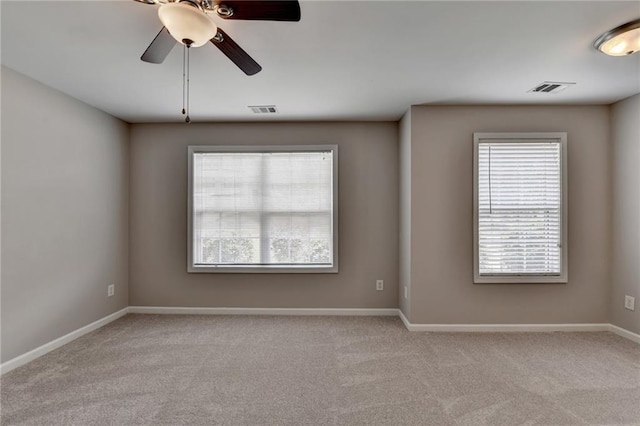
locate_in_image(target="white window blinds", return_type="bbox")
[191,149,335,268]
[477,140,563,277]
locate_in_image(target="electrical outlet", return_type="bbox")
[625,295,635,311]
[107,284,115,297]
[404,286,408,299]
[376,280,384,291]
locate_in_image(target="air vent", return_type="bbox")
[249,105,278,114]
[528,81,575,94]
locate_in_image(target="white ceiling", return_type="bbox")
[2,0,639,123]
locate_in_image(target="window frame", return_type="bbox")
[473,132,568,284]
[187,144,339,274]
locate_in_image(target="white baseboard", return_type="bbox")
[128,306,400,316]
[399,309,411,329]
[0,307,129,376]
[403,323,610,332]
[3,307,637,375]
[609,324,640,344]
[399,310,610,333]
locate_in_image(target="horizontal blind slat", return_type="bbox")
[193,151,334,266]
[478,140,562,275]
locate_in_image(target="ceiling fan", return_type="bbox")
[134,0,301,76]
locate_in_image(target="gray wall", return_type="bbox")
[129,122,399,309]
[611,94,640,334]
[1,67,129,362]
[398,111,411,318]
[406,105,611,325]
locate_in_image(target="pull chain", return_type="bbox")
[182,44,186,115]
[182,43,191,123]
[186,44,190,123]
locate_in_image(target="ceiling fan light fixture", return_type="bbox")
[158,2,217,47]
[594,18,640,56]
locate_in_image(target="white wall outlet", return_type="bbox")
[624,295,635,311]
[404,286,408,299]
[107,284,115,297]
[376,280,384,291]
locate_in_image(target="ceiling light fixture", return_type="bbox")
[594,18,640,56]
[158,1,217,47]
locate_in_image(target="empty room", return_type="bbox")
[1,0,639,424]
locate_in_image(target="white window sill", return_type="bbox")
[188,264,339,274]
[474,274,568,284]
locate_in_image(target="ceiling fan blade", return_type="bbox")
[141,27,177,64]
[211,29,262,76]
[213,1,301,21]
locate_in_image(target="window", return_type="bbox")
[188,145,338,273]
[473,133,567,283]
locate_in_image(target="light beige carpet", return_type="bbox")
[1,315,639,425]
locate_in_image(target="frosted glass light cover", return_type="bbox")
[158,3,217,47]
[595,20,640,56]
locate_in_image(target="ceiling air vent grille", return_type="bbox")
[249,105,278,114]
[528,81,575,94]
